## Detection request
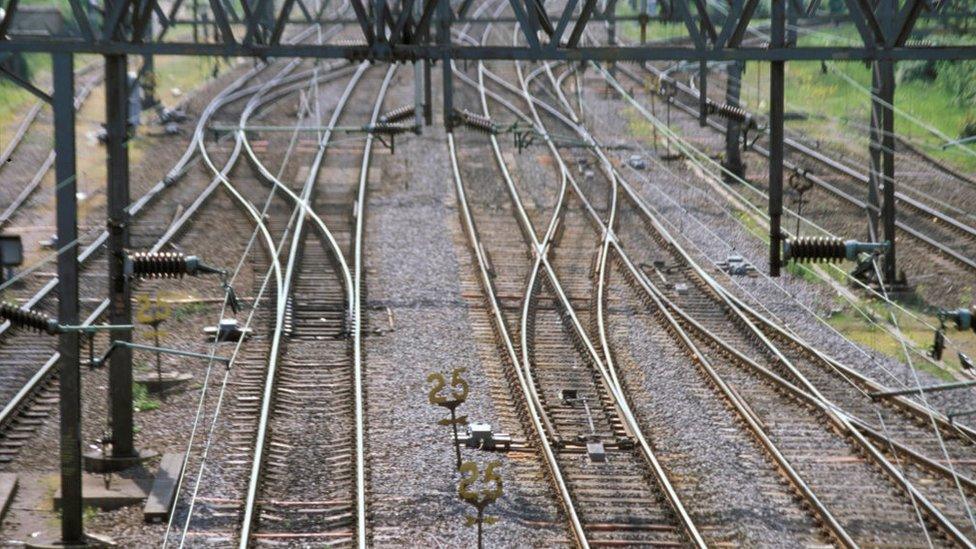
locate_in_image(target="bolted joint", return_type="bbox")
[106,217,127,235]
[939,307,976,333]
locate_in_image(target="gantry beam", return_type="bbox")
[1,41,975,60]
[0,0,969,61]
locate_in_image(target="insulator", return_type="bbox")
[379,105,415,124]
[334,39,368,47]
[783,237,888,263]
[783,237,846,263]
[456,109,497,134]
[369,122,413,135]
[905,39,935,48]
[125,251,191,279]
[0,302,59,334]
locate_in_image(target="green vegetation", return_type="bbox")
[616,3,686,45]
[826,301,959,381]
[619,71,976,380]
[170,299,209,322]
[731,26,976,172]
[133,382,160,413]
[732,209,767,243]
[785,261,821,284]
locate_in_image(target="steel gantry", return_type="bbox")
[1,0,975,545]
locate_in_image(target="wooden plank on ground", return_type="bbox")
[144,454,183,522]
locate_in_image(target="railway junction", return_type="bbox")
[1,0,976,546]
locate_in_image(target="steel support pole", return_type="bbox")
[639,0,647,44]
[880,0,897,283]
[105,53,136,460]
[769,0,785,276]
[142,53,154,107]
[698,59,707,126]
[414,61,423,128]
[192,0,199,42]
[142,11,155,109]
[786,0,797,46]
[53,51,84,547]
[608,2,616,80]
[867,63,883,241]
[424,59,433,125]
[413,0,424,129]
[723,60,744,184]
[880,61,896,281]
[438,0,453,130]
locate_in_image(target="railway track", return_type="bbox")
[558,58,976,546]
[451,11,718,546]
[450,121,698,548]
[235,61,389,547]
[615,62,976,274]
[162,37,367,544]
[468,50,849,545]
[0,65,268,463]
[0,61,103,229]
[447,20,976,539]
[2,4,975,547]
[0,22,342,472]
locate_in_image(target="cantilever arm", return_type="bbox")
[90,340,231,368]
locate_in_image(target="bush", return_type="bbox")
[936,60,976,107]
[961,117,976,140]
[898,60,938,84]
[0,53,30,81]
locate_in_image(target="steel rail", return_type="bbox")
[480,66,688,544]
[601,64,976,547]
[0,71,102,229]
[0,26,330,321]
[0,103,42,170]
[521,53,976,543]
[450,10,589,545]
[556,53,970,544]
[0,24,333,457]
[725,290,976,443]
[240,65,359,318]
[473,25,706,546]
[527,58,857,547]
[237,59,372,548]
[446,132,589,548]
[169,24,355,540]
[894,134,976,188]
[0,60,103,205]
[508,57,707,547]
[616,64,976,272]
[456,16,701,546]
[0,60,281,433]
[454,62,564,445]
[602,67,976,546]
[174,57,307,548]
[0,59,280,337]
[352,63,398,548]
[608,61,976,439]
